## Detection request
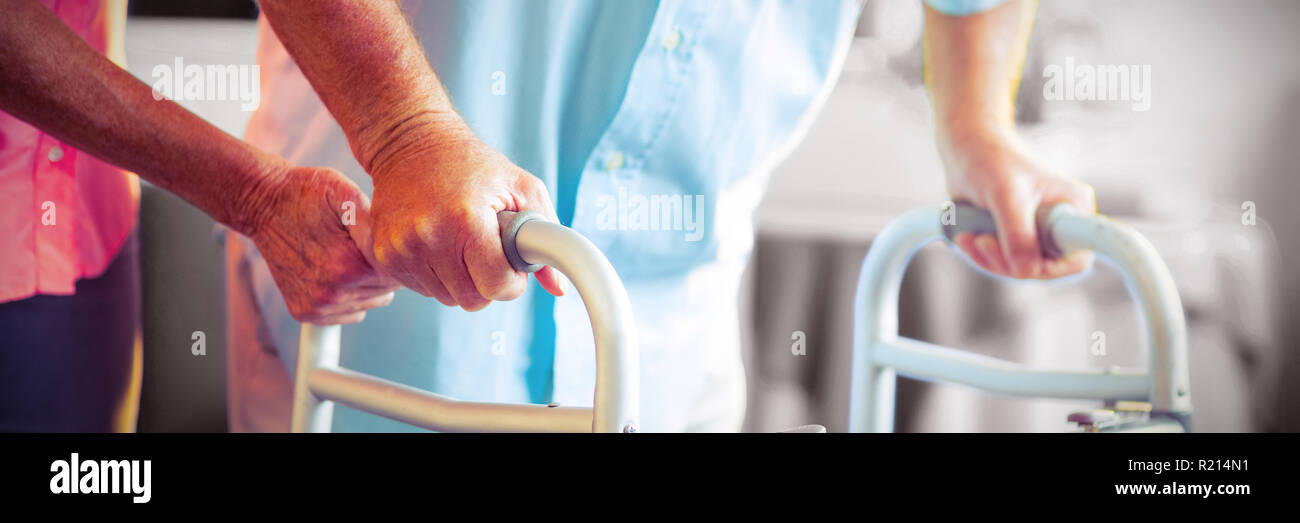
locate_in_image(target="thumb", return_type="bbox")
[322,175,385,273]
[343,196,386,272]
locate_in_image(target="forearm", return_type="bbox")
[258,0,467,176]
[921,0,1097,280]
[922,0,1037,150]
[0,0,287,236]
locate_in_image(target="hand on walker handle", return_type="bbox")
[942,202,1072,260]
[293,205,639,433]
[365,125,566,310]
[939,133,1098,280]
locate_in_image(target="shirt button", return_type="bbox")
[603,152,625,171]
[662,27,682,52]
[48,145,64,163]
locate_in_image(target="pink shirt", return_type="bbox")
[0,0,138,303]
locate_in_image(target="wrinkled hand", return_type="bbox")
[248,166,401,324]
[366,121,565,311]
[940,131,1097,279]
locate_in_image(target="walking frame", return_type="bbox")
[289,202,1191,433]
[849,203,1193,433]
[290,211,640,433]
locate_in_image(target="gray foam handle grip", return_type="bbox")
[498,210,545,273]
[940,202,1065,259]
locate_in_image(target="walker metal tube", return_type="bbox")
[291,211,639,433]
[307,367,594,432]
[849,203,1191,432]
[291,323,339,433]
[876,337,1150,401]
[511,216,641,433]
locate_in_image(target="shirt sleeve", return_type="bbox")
[923,0,1009,16]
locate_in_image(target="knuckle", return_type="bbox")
[413,215,438,244]
[451,202,479,225]
[406,223,434,253]
[516,177,552,209]
[373,242,394,267]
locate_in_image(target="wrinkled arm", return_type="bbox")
[0,0,400,324]
[0,0,287,237]
[257,0,462,175]
[259,0,565,310]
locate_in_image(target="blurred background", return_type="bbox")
[123,0,1298,432]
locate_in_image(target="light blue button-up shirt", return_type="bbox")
[240,0,1003,431]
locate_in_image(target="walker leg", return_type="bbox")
[291,324,341,433]
[871,367,897,433]
[850,356,898,433]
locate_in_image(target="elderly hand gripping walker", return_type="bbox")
[850,203,1193,433]
[291,211,640,433]
[289,202,1190,433]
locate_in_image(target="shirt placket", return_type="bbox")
[569,0,714,233]
[551,0,715,405]
[33,133,77,293]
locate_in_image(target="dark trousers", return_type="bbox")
[0,231,140,432]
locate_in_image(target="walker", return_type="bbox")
[290,211,640,433]
[849,203,1193,432]
[290,204,1191,433]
